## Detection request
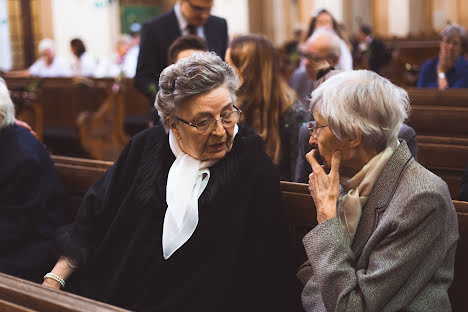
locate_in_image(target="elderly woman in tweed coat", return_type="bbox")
[298,70,458,311]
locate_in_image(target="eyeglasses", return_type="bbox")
[307,121,328,138]
[175,105,242,133]
[299,50,329,63]
[186,0,212,14]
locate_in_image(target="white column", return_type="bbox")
[51,0,121,61]
[388,0,410,37]
[212,0,249,38]
[0,0,12,71]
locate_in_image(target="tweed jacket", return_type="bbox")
[297,141,458,311]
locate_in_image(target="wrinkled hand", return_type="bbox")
[42,278,62,290]
[306,150,342,223]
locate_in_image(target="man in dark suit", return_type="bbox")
[294,122,418,183]
[134,0,228,123]
[354,24,390,75]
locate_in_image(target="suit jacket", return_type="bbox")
[289,66,314,111]
[297,141,458,311]
[134,9,228,104]
[294,122,418,183]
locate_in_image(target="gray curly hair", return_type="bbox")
[155,52,240,132]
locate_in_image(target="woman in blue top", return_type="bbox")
[417,24,468,89]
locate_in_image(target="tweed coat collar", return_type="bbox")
[351,140,413,257]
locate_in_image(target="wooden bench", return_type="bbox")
[406,88,468,199]
[3,77,149,161]
[46,156,468,311]
[0,273,129,312]
[281,181,468,312]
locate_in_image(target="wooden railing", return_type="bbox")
[0,272,129,312]
[4,77,150,161]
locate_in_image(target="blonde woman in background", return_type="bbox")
[226,34,308,180]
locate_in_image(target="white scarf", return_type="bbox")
[162,125,238,259]
[337,144,396,244]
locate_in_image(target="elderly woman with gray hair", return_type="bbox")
[417,23,468,89]
[42,52,295,311]
[0,78,67,282]
[298,70,458,311]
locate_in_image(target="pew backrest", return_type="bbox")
[406,88,468,199]
[48,157,468,311]
[52,155,112,218]
[4,77,150,161]
[0,273,129,312]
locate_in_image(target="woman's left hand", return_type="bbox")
[306,150,342,223]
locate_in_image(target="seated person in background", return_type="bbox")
[354,24,390,74]
[417,24,468,89]
[121,23,141,78]
[5,38,72,78]
[94,35,133,78]
[168,34,208,64]
[0,78,68,283]
[460,161,468,201]
[306,9,352,71]
[226,34,309,180]
[298,70,458,311]
[290,28,341,110]
[70,38,97,77]
[295,70,418,183]
[42,53,295,311]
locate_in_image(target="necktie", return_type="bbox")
[186,24,197,35]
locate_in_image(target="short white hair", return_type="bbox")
[307,28,341,59]
[38,38,54,54]
[0,78,15,129]
[310,70,410,152]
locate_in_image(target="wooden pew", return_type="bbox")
[52,155,113,219]
[281,181,468,312]
[3,77,149,161]
[380,40,439,86]
[0,272,129,312]
[406,88,468,199]
[47,156,468,311]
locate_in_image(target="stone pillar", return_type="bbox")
[0,0,12,70]
[372,0,389,37]
[248,0,294,46]
[37,0,53,39]
[212,0,249,39]
[408,0,433,37]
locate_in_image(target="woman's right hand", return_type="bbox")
[42,278,62,290]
